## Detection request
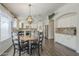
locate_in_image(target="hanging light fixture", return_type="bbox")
[27,4,33,24]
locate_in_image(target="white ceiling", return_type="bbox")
[3,3,65,18]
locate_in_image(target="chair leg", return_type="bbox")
[31,48,32,55]
[27,50,29,54]
[41,45,43,51]
[38,45,40,56]
[26,48,29,55]
[19,50,21,56]
[13,48,15,56]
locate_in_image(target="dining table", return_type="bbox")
[20,35,38,55]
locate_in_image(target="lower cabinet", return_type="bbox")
[55,34,76,51]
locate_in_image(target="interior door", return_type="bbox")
[45,25,48,39]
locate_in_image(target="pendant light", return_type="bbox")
[27,4,32,24]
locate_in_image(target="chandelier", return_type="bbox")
[27,4,33,24]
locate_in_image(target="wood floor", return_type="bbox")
[1,39,79,56]
[54,42,79,56]
[42,39,79,56]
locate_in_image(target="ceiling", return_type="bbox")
[3,3,65,21]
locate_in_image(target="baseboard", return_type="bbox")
[0,45,13,56]
[0,38,12,55]
[55,42,76,52]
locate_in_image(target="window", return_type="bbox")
[0,14,11,41]
[13,18,17,29]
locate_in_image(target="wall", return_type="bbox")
[53,4,79,52]
[0,4,14,55]
[48,20,54,39]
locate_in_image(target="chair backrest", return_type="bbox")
[17,32,23,48]
[11,32,15,48]
[18,31,24,36]
[11,32,21,49]
[34,30,38,39]
[11,32,18,47]
[26,31,31,36]
[38,32,43,43]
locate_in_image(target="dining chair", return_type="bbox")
[11,32,29,56]
[18,31,24,35]
[30,31,44,56]
[38,32,43,51]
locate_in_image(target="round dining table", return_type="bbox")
[20,35,38,55]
